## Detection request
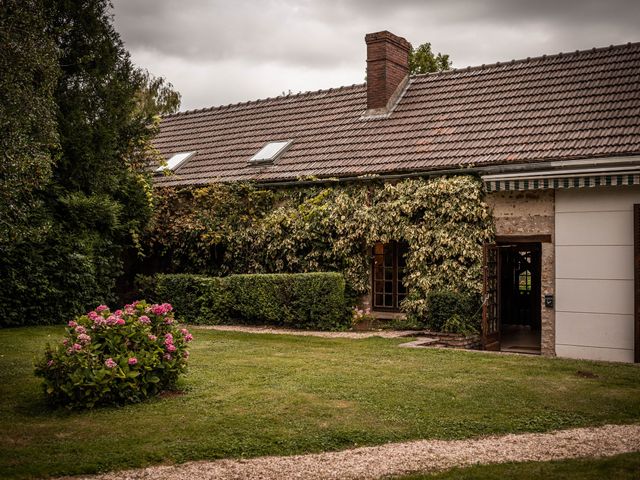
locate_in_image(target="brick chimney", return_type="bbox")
[365,31,411,114]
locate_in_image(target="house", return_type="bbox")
[152,31,640,363]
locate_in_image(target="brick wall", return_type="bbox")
[486,190,556,356]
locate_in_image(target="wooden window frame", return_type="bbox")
[371,241,407,312]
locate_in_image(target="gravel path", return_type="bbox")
[196,325,422,339]
[67,424,640,480]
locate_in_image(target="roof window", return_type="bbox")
[249,140,291,164]
[156,151,195,172]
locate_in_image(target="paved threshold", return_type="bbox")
[65,423,640,480]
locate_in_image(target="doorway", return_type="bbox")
[483,241,542,354]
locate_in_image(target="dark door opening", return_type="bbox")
[498,243,542,354]
[483,242,542,354]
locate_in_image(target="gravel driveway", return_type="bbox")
[65,423,640,480]
[197,325,422,339]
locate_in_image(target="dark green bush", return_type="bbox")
[226,272,348,330]
[0,235,118,327]
[137,272,350,330]
[424,290,482,335]
[135,273,222,324]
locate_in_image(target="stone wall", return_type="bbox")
[486,190,556,356]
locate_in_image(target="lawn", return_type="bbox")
[1,326,640,479]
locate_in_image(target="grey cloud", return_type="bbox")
[111,0,640,110]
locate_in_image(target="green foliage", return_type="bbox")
[424,290,482,334]
[145,176,494,324]
[34,301,191,409]
[409,42,451,75]
[137,272,350,331]
[226,273,348,330]
[136,273,224,324]
[135,69,182,118]
[0,0,180,326]
[0,0,59,244]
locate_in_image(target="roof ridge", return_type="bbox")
[163,82,366,119]
[410,41,640,79]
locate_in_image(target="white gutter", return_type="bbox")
[481,156,640,182]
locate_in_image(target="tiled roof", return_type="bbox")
[153,42,640,186]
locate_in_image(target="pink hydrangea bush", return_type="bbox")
[34,301,193,409]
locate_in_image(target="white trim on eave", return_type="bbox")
[482,155,640,182]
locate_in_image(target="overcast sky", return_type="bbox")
[112,0,640,112]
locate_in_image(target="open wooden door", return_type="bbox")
[482,243,501,351]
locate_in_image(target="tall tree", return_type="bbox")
[0,0,59,244]
[0,0,180,326]
[409,42,451,74]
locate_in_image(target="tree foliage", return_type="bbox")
[409,42,451,74]
[0,0,59,244]
[143,176,494,323]
[0,0,180,326]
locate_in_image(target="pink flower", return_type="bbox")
[124,306,135,315]
[75,325,86,335]
[114,309,123,317]
[47,359,54,367]
[150,303,173,316]
[180,328,189,336]
[164,333,173,344]
[148,334,157,341]
[73,343,82,351]
[62,339,69,346]
[183,351,190,359]
[164,317,173,325]
[163,353,172,361]
[128,357,138,366]
[105,358,117,369]
[68,320,78,328]
[77,333,91,345]
[184,334,193,342]
[96,305,108,313]
[116,318,125,326]
[106,315,117,325]
[167,344,177,352]
[139,315,151,324]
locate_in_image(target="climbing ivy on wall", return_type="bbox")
[145,175,494,321]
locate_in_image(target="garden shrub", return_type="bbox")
[135,273,223,323]
[424,290,482,335]
[137,272,350,330]
[226,272,348,330]
[34,300,192,409]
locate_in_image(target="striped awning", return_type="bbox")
[484,173,640,193]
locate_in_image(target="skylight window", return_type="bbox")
[249,140,291,164]
[156,151,195,172]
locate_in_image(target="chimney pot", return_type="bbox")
[365,31,411,114]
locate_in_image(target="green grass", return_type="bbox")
[395,452,640,479]
[1,326,639,479]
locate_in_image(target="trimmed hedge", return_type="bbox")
[424,290,482,335]
[135,272,350,331]
[136,274,223,323]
